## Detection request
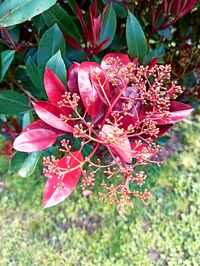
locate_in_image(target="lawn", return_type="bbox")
[0,117,200,266]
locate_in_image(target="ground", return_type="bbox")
[0,117,200,266]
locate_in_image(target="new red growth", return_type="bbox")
[13,53,193,213]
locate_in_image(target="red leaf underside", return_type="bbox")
[13,129,58,152]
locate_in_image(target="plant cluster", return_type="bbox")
[0,0,198,212]
[13,53,192,212]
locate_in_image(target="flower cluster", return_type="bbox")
[13,53,193,213]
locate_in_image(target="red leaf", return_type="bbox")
[95,38,110,53]
[78,62,104,120]
[147,57,158,69]
[153,101,193,125]
[131,142,154,161]
[75,3,90,42]
[101,53,130,70]
[67,62,85,110]
[90,64,111,105]
[102,125,132,163]
[90,0,97,18]
[44,68,66,106]
[64,34,81,50]
[156,124,172,138]
[179,0,196,17]
[43,151,83,208]
[13,129,57,152]
[33,101,74,132]
[112,86,143,129]
[22,119,66,136]
[67,63,80,95]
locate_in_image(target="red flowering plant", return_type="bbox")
[0,0,197,213]
[13,53,193,213]
[64,0,110,56]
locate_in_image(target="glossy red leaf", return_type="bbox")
[32,101,74,132]
[22,119,66,136]
[13,129,57,152]
[44,68,67,105]
[67,63,80,95]
[112,86,143,129]
[67,62,85,110]
[101,53,130,70]
[78,62,103,120]
[90,64,111,105]
[102,125,132,163]
[43,151,83,208]
[153,101,193,125]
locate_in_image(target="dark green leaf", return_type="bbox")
[26,57,46,98]
[67,0,76,15]
[0,50,15,81]
[11,151,42,177]
[46,51,66,85]
[179,16,191,37]
[8,25,20,43]
[126,11,147,60]
[113,2,127,18]
[66,48,87,63]
[0,91,30,115]
[42,4,81,42]
[74,138,93,157]
[37,23,66,70]
[32,15,46,31]
[0,0,57,27]
[99,4,117,49]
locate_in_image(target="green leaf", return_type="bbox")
[46,50,66,85]
[74,138,93,157]
[113,2,127,18]
[0,50,15,81]
[22,112,33,129]
[67,0,76,15]
[0,0,57,27]
[26,57,45,93]
[99,4,117,49]
[32,15,46,31]
[37,23,66,70]
[42,4,81,42]
[126,11,147,60]
[11,151,42,177]
[66,48,87,63]
[0,91,30,115]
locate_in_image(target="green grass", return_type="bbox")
[0,118,200,266]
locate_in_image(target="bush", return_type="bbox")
[0,0,199,213]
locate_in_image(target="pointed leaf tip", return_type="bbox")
[44,68,66,105]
